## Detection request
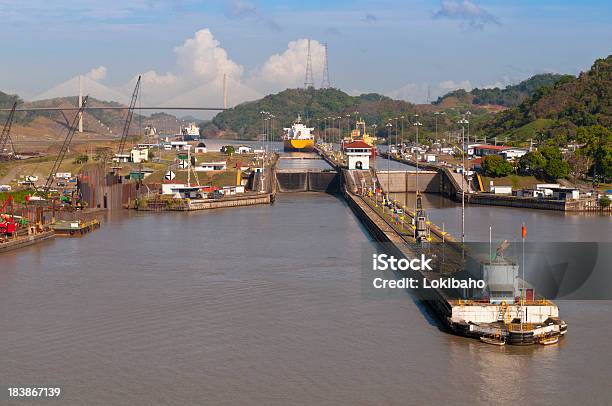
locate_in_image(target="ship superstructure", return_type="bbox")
[283,115,315,152]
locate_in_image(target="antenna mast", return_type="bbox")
[321,42,330,88]
[304,39,314,88]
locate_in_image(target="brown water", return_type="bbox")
[2,193,612,405]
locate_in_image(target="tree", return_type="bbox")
[544,156,570,180]
[518,151,547,175]
[539,146,569,180]
[221,145,235,156]
[600,195,611,209]
[566,151,590,179]
[481,155,513,177]
[577,125,612,183]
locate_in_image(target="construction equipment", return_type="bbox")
[0,102,17,160]
[0,195,16,235]
[117,75,141,158]
[42,96,89,195]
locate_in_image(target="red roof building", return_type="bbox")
[344,141,372,150]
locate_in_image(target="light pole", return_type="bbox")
[269,114,275,151]
[259,111,267,153]
[346,114,351,138]
[336,116,341,149]
[465,110,472,146]
[400,115,405,152]
[458,117,469,244]
[413,120,422,195]
[385,122,392,200]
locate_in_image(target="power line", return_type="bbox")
[321,42,330,88]
[304,39,315,88]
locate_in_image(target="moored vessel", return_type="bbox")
[283,115,315,152]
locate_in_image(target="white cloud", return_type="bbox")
[439,79,472,92]
[248,39,326,92]
[175,28,243,82]
[33,30,339,116]
[432,0,500,29]
[120,29,254,111]
[85,66,107,81]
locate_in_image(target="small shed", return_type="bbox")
[195,142,207,154]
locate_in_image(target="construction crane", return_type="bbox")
[42,96,89,195]
[0,195,16,236]
[0,102,17,160]
[117,75,141,157]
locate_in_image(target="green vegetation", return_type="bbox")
[575,125,612,183]
[221,145,235,156]
[517,147,569,180]
[482,175,540,190]
[207,88,421,140]
[480,55,611,144]
[481,155,513,177]
[434,73,569,108]
[600,195,611,208]
[0,189,35,204]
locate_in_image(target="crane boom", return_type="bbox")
[43,96,89,195]
[0,102,17,159]
[117,75,141,156]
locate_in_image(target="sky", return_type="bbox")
[0,0,610,113]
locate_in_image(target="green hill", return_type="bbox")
[479,55,611,143]
[207,88,423,139]
[434,73,570,108]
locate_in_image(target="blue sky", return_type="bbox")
[1,0,610,105]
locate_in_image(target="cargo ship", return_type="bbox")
[283,115,315,152]
[342,119,377,157]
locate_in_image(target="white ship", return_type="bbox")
[179,123,200,140]
[283,115,315,152]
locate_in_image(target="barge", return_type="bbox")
[51,219,100,237]
[0,230,56,253]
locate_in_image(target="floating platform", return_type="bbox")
[0,230,56,253]
[51,219,100,237]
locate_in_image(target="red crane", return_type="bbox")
[0,195,16,235]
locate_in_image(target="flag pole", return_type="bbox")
[521,223,526,325]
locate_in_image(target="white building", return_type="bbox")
[236,145,253,154]
[195,161,227,172]
[344,141,371,170]
[194,142,207,154]
[162,141,189,151]
[491,185,512,194]
[130,148,149,164]
[500,148,528,160]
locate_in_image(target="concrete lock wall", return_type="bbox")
[376,171,440,193]
[275,170,340,193]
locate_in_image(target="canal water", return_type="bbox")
[2,192,611,405]
[2,156,611,405]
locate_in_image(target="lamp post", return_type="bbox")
[259,110,267,153]
[336,116,342,149]
[394,117,399,153]
[458,117,469,244]
[400,115,405,153]
[465,110,472,146]
[385,122,392,201]
[413,120,422,195]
